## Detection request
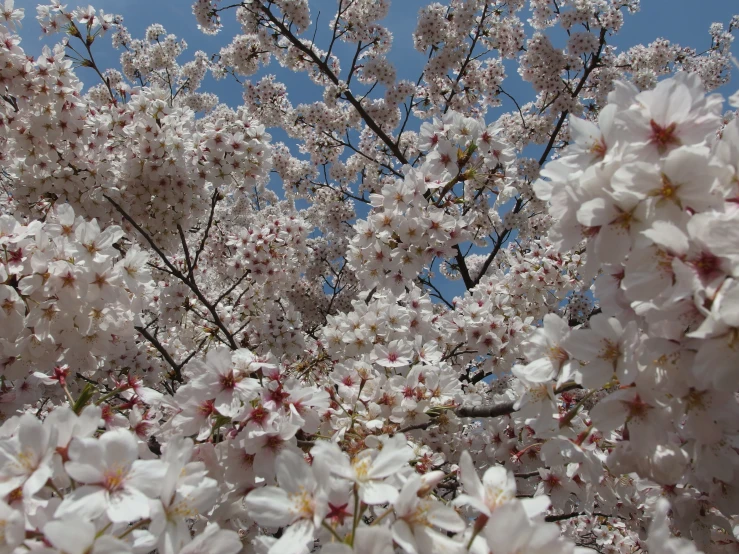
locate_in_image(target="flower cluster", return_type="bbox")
[0,205,157,417]
[0,409,241,554]
[0,1,736,553]
[526,72,739,547]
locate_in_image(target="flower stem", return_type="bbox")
[370,507,393,526]
[118,518,150,539]
[321,520,344,544]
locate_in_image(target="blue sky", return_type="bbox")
[18,0,738,109]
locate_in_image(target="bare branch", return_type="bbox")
[135,325,183,382]
[259,3,409,165]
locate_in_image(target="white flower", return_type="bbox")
[589,388,669,450]
[689,278,739,389]
[453,451,516,517]
[392,474,465,554]
[321,526,394,554]
[480,500,574,554]
[0,414,56,499]
[563,314,640,387]
[513,314,576,384]
[56,429,166,523]
[614,72,723,162]
[178,523,243,554]
[647,499,702,554]
[244,417,301,481]
[73,220,125,262]
[44,518,132,554]
[576,186,649,266]
[312,435,413,505]
[371,339,413,368]
[0,0,23,30]
[245,449,328,554]
[149,437,220,554]
[454,451,549,520]
[191,347,260,417]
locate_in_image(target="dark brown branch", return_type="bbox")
[259,3,409,165]
[135,325,183,382]
[455,29,608,292]
[215,270,251,307]
[538,28,608,167]
[514,471,541,479]
[453,245,475,290]
[469,370,490,384]
[105,195,181,277]
[193,190,219,271]
[545,511,584,522]
[2,94,18,112]
[398,381,582,434]
[443,3,489,114]
[177,224,194,280]
[456,401,516,418]
[545,511,614,523]
[106,195,238,350]
[346,40,363,86]
[471,228,511,288]
[418,275,454,309]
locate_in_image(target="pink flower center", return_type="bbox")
[690,250,721,281]
[649,120,681,154]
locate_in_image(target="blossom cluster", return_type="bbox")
[522,72,739,547]
[0,0,737,553]
[0,205,156,417]
[0,408,241,554]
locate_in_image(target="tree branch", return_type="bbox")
[135,325,183,382]
[259,3,409,165]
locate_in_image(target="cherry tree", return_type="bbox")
[0,0,738,552]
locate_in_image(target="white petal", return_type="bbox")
[483,502,530,554]
[269,520,315,554]
[577,197,611,227]
[244,486,294,527]
[642,221,689,253]
[589,395,627,433]
[18,414,48,457]
[360,481,399,505]
[101,429,138,469]
[368,443,413,479]
[55,486,107,520]
[514,358,556,383]
[458,451,484,502]
[482,465,516,502]
[452,493,489,515]
[562,329,599,361]
[23,465,52,498]
[92,536,133,554]
[520,495,551,518]
[353,527,395,554]
[107,487,151,523]
[714,279,739,327]
[181,525,242,554]
[44,519,95,554]
[392,520,418,554]
[65,461,104,484]
[427,505,465,533]
[128,460,167,497]
[276,449,312,494]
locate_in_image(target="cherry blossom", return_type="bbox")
[0,0,735,552]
